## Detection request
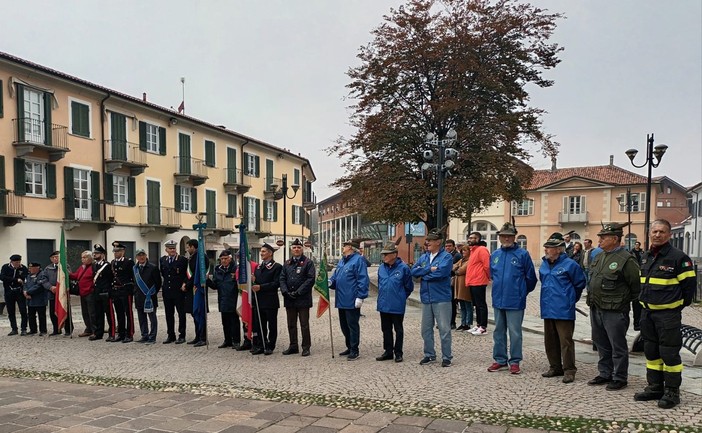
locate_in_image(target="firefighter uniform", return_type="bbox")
[636,242,696,409]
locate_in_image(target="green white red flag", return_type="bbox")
[55,229,70,329]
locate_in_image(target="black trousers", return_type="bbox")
[5,290,27,332]
[640,308,683,388]
[48,297,73,334]
[380,312,404,356]
[111,294,135,339]
[631,300,642,331]
[221,311,241,345]
[285,307,311,350]
[27,306,47,334]
[163,296,187,339]
[470,285,488,328]
[136,308,158,341]
[252,307,278,350]
[80,293,96,334]
[93,293,112,338]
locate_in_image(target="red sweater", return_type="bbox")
[465,245,491,286]
[69,264,94,297]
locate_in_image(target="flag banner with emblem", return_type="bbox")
[315,253,330,318]
[55,229,70,329]
[192,244,207,337]
[237,224,253,339]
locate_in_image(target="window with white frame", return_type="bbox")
[566,196,584,214]
[517,235,527,250]
[292,205,302,224]
[24,160,46,197]
[246,153,256,176]
[181,187,192,213]
[145,123,159,153]
[113,175,128,205]
[619,193,646,212]
[511,199,534,216]
[246,197,257,228]
[265,200,276,222]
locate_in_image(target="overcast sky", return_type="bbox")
[2,0,700,200]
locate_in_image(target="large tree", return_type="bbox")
[331,0,562,230]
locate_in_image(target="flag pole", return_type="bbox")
[180,77,185,115]
[328,303,334,359]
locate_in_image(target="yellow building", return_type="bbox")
[0,52,316,269]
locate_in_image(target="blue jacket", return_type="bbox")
[25,271,48,307]
[410,248,453,304]
[377,258,413,314]
[490,244,537,310]
[539,253,587,320]
[330,252,369,309]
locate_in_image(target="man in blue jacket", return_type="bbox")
[376,239,413,363]
[329,238,369,361]
[411,228,454,367]
[488,222,537,375]
[539,233,586,384]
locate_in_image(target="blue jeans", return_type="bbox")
[459,300,473,327]
[338,308,361,354]
[421,302,452,361]
[492,307,525,365]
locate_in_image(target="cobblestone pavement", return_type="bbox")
[0,272,700,432]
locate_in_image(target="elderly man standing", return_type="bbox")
[0,254,29,335]
[635,219,696,409]
[280,239,316,357]
[134,249,161,344]
[587,222,640,391]
[210,250,239,349]
[376,239,413,363]
[539,233,586,383]
[251,243,282,355]
[330,238,369,361]
[159,240,189,344]
[487,222,537,375]
[411,228,454,367]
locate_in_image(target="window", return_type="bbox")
[139,121,166,155]
[517,235,527,250]
[204,140,215,167]
[70,100,91,137]
[617,192,646,212]
[244,152,260,177]
[113,175,128,205]
[567,196,584,214]
[146,124,159,152]
[264,200,277,222]
[472,220,498,252]
[246,197,257,228]
[292,205,303,224]
[24,160,45,197]
[625,234,637,251]
[294,168,300,186]
[666,186,672,194]
[181,187,192,212]
[511,199,534,216]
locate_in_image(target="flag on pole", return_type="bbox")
[177,101,185,114]
[236,224,253,339]
[192,248,207,338]
[314,253,330,318]
[55,229,70,329]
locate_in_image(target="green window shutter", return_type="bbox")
[243,152,250,175]
[174,185,181,212]
[227,194,237,217]
[103,173,114,204]
[254,155,260,178]
[294,169,300,186]
[44,92,52,146]
[138,121,147,151]
[159,127,167,155]
[265,159,274,190]
[191,188,198,213]
[64,167,74,220]
[273,201,278,222]
[206,190,216,227]
[46,164,56,198]
[128,177,136,207]
[90,171,100,221]
[0,155,5,189]
[242,197,249,226]
[205,140,215,167]
[227,148,237,170]
[71,101,89,137]
[255,198,261,231]
[0,79,3,118]
[16,84,25,141]
[13,158,26,196]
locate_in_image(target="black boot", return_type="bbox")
[657,387,680,409]
[634,384,665,401]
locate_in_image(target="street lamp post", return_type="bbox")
[421,129,458,229]
[625,133,668,250]
[273,173,299,263]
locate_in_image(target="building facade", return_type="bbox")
[0,52,315,270]
[684,181,702,259]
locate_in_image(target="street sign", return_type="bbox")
[303,240,312,247]
[276,240,285,247]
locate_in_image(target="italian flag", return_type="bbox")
[315,253,330,318]
[55,229,70,329]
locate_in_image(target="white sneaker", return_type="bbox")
[472,327,487,336]
[466,326,479,334]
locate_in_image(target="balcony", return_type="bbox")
[62,199,116,231]
[264,177,283,200]
[302,188,316,210]
[223,168,251,194]
[249,219,271,238]
[12,118,69,161]
[204,213,236,237]
[559,211,589,224]
[0,190,25,226]
[105,140,148,176]
[138,206,181,236]
[174,156,208,186]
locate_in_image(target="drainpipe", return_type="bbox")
[100,94,111,249]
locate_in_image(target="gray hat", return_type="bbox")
[135,248,146,256]
[164,239,177,248]
[597,222,630,237]
[497,222,518,236]
[425,228,444,241]
[543,232,565,248]
[381,236,402,254]
[343,238,362,249]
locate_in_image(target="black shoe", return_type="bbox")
[606,380,628,391]
[301,349,310,357]
[7,330,18,336]
[25,331,36,335]
[542,369,565,378]
[89,335,102,341]
[236,343,252,351]
[634,385,665,401]
[187,338,198,345]
[232,343,241,350]
[145,340,156,345]
[587,376,612,386]
[375,353,393,361]
[105,336,116,342]
[339,349,351,356]
[251,348,264,355]
[49,332,61,336]
[123,337,133,343]
[395,355,403,363]
[137,337,149,343]
[175,337,186,344]
[264,349,273,355]
[163,338,175,344]
[657,387,680,409]
[442,359,451,368]
[347,353,360,361]
[282,347,299,355]
[218,342,232,349]
[419,357,436,365]
[194,340,207,347]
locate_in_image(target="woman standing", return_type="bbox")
[69,251,95,337]
[453,246,473,331]
[571,242,583,265]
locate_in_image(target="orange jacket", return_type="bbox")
[465,245,490,286]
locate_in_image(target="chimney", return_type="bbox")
[142,92,147,102]
[551,156,557,171]
[609,155,614,166]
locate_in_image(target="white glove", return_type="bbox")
[354,298,363,309]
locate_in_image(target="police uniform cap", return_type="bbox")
[29,262,41,268]
[219,250,232,258]
[164,239,177,248]
[261,243,277,253]
[9,254,21,261]
[93,244,107,254]
[291,238,303,247]
[112,241,126,252]
[49,251,59,257]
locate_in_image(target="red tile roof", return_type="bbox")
[528,165,649,190]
